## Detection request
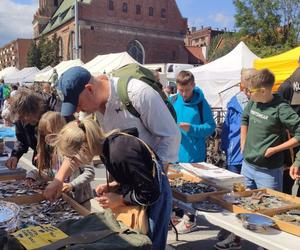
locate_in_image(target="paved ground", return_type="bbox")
[16,149,258,250]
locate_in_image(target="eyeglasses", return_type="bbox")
[246,87,262,94]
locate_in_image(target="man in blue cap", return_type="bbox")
[45,66,180,250]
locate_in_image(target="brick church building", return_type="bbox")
[33,0,189,64]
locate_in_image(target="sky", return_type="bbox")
[0,0,236,47]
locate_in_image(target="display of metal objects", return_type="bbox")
[233,192,293,211]
[0,180,46,198]
[18,198,83,228]
[236,213,275,233]
[274,209,300,226]
[170,179,217,194]
[192,199,223,212]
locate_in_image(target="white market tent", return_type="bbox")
[0,67,19,81]
[5,67,40,84]
[23,66,52,84]
[35,59,83,82]
[189,42,260,108]
[84,52,139,75]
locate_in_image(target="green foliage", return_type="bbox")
[208,33,240,61]
[27,41,41,69]
[27,33,62,69]
[233,0,299,47]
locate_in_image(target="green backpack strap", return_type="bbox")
[117,76,141,118]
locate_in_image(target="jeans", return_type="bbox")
[227,164,242,174]
[241,160,283,191]
[148,173,172,250]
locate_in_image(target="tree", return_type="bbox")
[27,41,41,69]
[208,33,240,61]
[234,0,281,46]
[49,33,61,66]
[233,0,300,57]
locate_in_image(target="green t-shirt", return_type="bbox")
[242,94,300,169]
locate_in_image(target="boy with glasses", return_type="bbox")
[241,68,300,191]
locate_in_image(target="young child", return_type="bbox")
[25,111,95,205]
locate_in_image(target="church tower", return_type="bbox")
[33,0,63,38]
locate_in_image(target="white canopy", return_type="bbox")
[0,67,19,81]
[189,42,260,108]
[5,67,40,84]
[23,66,52,84]
[84,52,139,75]
[35,59,83,82]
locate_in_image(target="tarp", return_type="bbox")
[254,46,300,91]
[189,42,260,108]
[35,59,83,82]
[84,52,139,75]
[0,67,19,81]
[23,66,52,84]
[5,67,40,84]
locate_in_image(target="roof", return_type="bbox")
[185,46,206,64]
[41,0,92,35]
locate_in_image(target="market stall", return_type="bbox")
[189,42,259,109]
[169,163,300,249]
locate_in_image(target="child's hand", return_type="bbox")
[179,122,190,132]
[95,181,119,196]
[95,184,109,196]
[264,147,277,158]
[96,192,124,209]
[62,183,73,193]
[24,178,35,187]
[290,165,300,180]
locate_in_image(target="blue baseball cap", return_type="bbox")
[58,66,91,116]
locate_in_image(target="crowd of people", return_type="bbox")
[0,57,300,250]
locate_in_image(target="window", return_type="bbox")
[127,40,144,64]
[108,0,114,11]
[54,0,59,7]
[58,37,63,60]
[161,8,166,18]
[68,31,74,60]
[136,5,141,15]
[122,2,128,13]
[149,7,154,16]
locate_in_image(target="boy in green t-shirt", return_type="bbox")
[241,68,300,191]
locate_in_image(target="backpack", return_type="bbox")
[170,94,203,123]
[112,64,177,122]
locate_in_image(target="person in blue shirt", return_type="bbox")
[170,70,216,163]
[221,70,253,174]
[170,70,216,234]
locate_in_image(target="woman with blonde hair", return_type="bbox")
[48,117,171,250]
[26,111,95,205]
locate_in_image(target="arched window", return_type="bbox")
[127,40,145,64]
[122,2,128,13]
[149,7,154,16]
[136,5,141,15]
[161,8,166,18]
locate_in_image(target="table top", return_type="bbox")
[174,199,300,250]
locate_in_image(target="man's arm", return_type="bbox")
[130,79,181,163]
[186,99,216,138]
[10,121,30,159]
